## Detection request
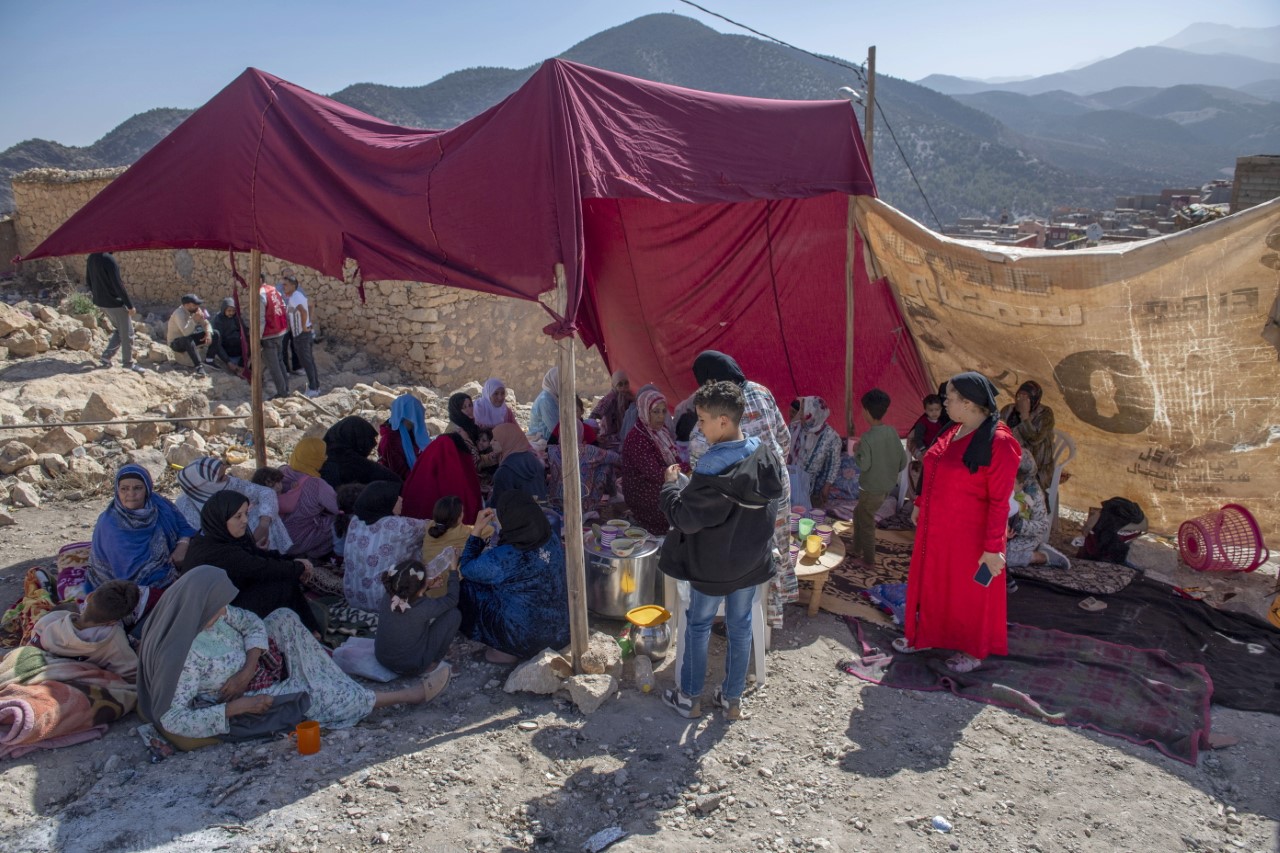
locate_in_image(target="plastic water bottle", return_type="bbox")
[633,655,655,693]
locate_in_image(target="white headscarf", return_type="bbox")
[474,378,512,428]
[788,396,831,464]
[541,366,560,400]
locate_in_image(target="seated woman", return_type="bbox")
[89,464,196,620]
[550,396,599,446]
[619,382,674,444]
[589,370,634,449]
[788,396,843,507]
[139,566,448,744]
[321,416,402,489]
[621,388,681,534]
[1006,451,1071,570]
[446,393,500,474]
[343,482,428,612]
[30,580,140,680]
[376,557,460,678]
[459,492,570,664]
[1000,380,1056,493]
[489,423,548,506]
[401,432,482,524]
[176,457,293,554]
[277,438,340,559]
[547,431,619,513]
[377,394,432,481]
[421,496,472,566]
[527,367,561,443]
[473,378,517,429]
[181,491,320,634]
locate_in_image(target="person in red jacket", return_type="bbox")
[257,273,290,399]
[400,433,482,526]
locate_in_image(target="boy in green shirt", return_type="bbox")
[853,389,908,567]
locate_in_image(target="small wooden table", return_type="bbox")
[794,535,845,616]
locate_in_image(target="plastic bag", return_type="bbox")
[332,637,399,682]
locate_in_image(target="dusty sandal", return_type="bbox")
[1078,596,1108,612]
[891,637,919,654]
[945,653,982,673]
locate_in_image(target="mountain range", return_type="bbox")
[2,15,1277,225]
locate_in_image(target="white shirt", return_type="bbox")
[287,290,311,335]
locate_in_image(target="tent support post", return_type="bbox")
[844,196,857,440]
[864,46,876,171]
[248,249,266,468]
[555,263,590,673]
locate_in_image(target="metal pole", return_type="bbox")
[864,46,876,172]
[554,263,590,673]
[248,250,266,467]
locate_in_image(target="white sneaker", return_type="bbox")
[305,389,322,398]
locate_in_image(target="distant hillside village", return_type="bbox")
[944,154,1280,249]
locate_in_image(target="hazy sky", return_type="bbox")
[3,0,1277,151]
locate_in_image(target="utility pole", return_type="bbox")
[864,46,876,171]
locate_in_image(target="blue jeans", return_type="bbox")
[681,585,756,700]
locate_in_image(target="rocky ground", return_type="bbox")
[0,295,1277,853]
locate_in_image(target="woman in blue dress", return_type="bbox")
[458,491,569,663]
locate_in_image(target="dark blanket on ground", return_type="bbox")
[841,618,1212,765]
[1007,575,1280,714]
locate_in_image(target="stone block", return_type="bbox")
[0,509,13,527]
[2,329,50,357]
[39,453,68,477]
[64,327,93,351]
[164,443,203,469]
[567,674,617,715]
[67,454,108,485]
[16,466,48,485]
[579,631,623,676]
[503,649,573,695]
[125,448,167,482]
[33,426,84,456]
[82,392,124,423]
[9,482,40,508]
[127,421,163,447]
[0,441,38,475]
[0,303,37,336]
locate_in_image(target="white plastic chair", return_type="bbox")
[664,575,769,688]
[1048,429,1076,534]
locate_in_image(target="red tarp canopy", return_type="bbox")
[19,60,930,433]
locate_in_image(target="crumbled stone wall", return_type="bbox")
[9,169,610,401]
[0,217,16,276]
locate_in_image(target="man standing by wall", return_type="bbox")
[166,293,219,375]
[86,252,146,374]
[259,273,290,399]
[282,274,321,398]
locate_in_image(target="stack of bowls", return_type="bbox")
[815,523,834,547]
[808,509,827,526]
[598,524,623,548]
[789,513,801,534]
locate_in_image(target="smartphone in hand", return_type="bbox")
[974,562,995,587]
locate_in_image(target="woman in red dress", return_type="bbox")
[620,388,681,534]
[899,372,1021,672]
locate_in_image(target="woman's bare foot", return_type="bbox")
[484,648,520,664]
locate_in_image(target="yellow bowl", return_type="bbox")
[625,604,671,627]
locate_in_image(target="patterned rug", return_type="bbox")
[808,524,913,620]
[1010,560,1138,595]
[840,617,1212,766]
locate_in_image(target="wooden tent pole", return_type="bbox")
[845,196,857,441]
[864,46,876,171]
[555,263,590,673]
[248,249,266,467]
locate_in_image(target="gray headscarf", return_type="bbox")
[137,565,239,726]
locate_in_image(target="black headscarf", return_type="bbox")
[692,351,746,386]
[324,416,379,458]
[138,565,239,725]
[495,490,552,552]
[448,393,481,443]
[936,381,953,428]
[949,371,1001,475]
[198,490,255,549]
[353,480,401,525]
[1006,380,1044,429]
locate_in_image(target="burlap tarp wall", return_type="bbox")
[856,195,1280,543]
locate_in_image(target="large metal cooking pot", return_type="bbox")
[585,536,662,618]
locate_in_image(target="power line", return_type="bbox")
[675,0,946,230]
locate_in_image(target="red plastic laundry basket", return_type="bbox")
[1177,504,1269,573]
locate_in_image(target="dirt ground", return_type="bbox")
[0,291,1276,852]
[1,499,1277,853]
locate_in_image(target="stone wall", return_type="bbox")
[1230,155,1280,214]
[0,217,16,276]
[9,168,610,402]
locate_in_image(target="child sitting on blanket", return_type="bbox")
[30,580,140,681]
[375,558,460,678]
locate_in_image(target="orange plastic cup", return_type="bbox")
[295,720,320,755]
